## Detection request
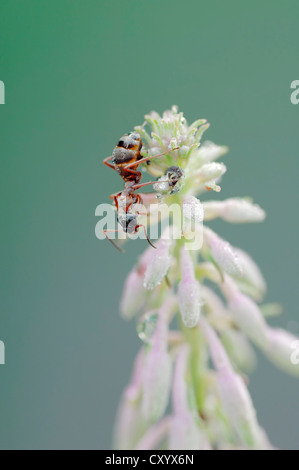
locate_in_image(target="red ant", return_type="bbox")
[103,132,179,252]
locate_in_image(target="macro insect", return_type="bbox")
[103,132,180,251]
[153,165,185,198]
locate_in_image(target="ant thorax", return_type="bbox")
[118,184,137,207]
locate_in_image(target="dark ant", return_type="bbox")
[103,132,179,252]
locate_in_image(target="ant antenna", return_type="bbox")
[103,230,125,253]
[136,224,156,249]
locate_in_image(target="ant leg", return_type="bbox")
[114,195,120,210]
[136,194,142,204]
[124,147,180,169]
[103,230,125,253]
[103,156,116,170]
[131,181,157,191]
[134,195,149,216]
[136,212,148,216]
[103,157,142,184]
[135,224,156,249]
[109,191,122,200]
[108,192,122,210]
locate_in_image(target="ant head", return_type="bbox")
[165,166,185,187]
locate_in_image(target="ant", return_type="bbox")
[103,132,179,252]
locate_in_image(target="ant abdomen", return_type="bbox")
[117,212,137,234]
[112,147,136,165]
[112,132,142,167]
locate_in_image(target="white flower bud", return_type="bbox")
[204,227,242,277]
[178,282,202,329]
[221,328,257,373]
[203,198,265,223]
[218,372,261,447]
[142,301,173,422]
[260,302,283,318]
[142,350,172,422]
[120,269,145,319]
[135,417,170,450]
[204,181,221,192]
[221,278,267,348]
[200,319,262,448]
[170,413,210,450]
[198,140,228,163]
[263,327,299,378]
[182,195,204,243]
[143,238,171,290]
[223,198,265,223]
[169,345,211,450]
[234,248,267,301]
[178,249,202,328]
[114,395,143,450]
[201,285,227,315]
[195,162,227,183]
[114,350,145,449]
[182,196,204,227]
[257,427,276,451]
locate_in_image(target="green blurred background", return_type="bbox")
[0,0,298,450]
